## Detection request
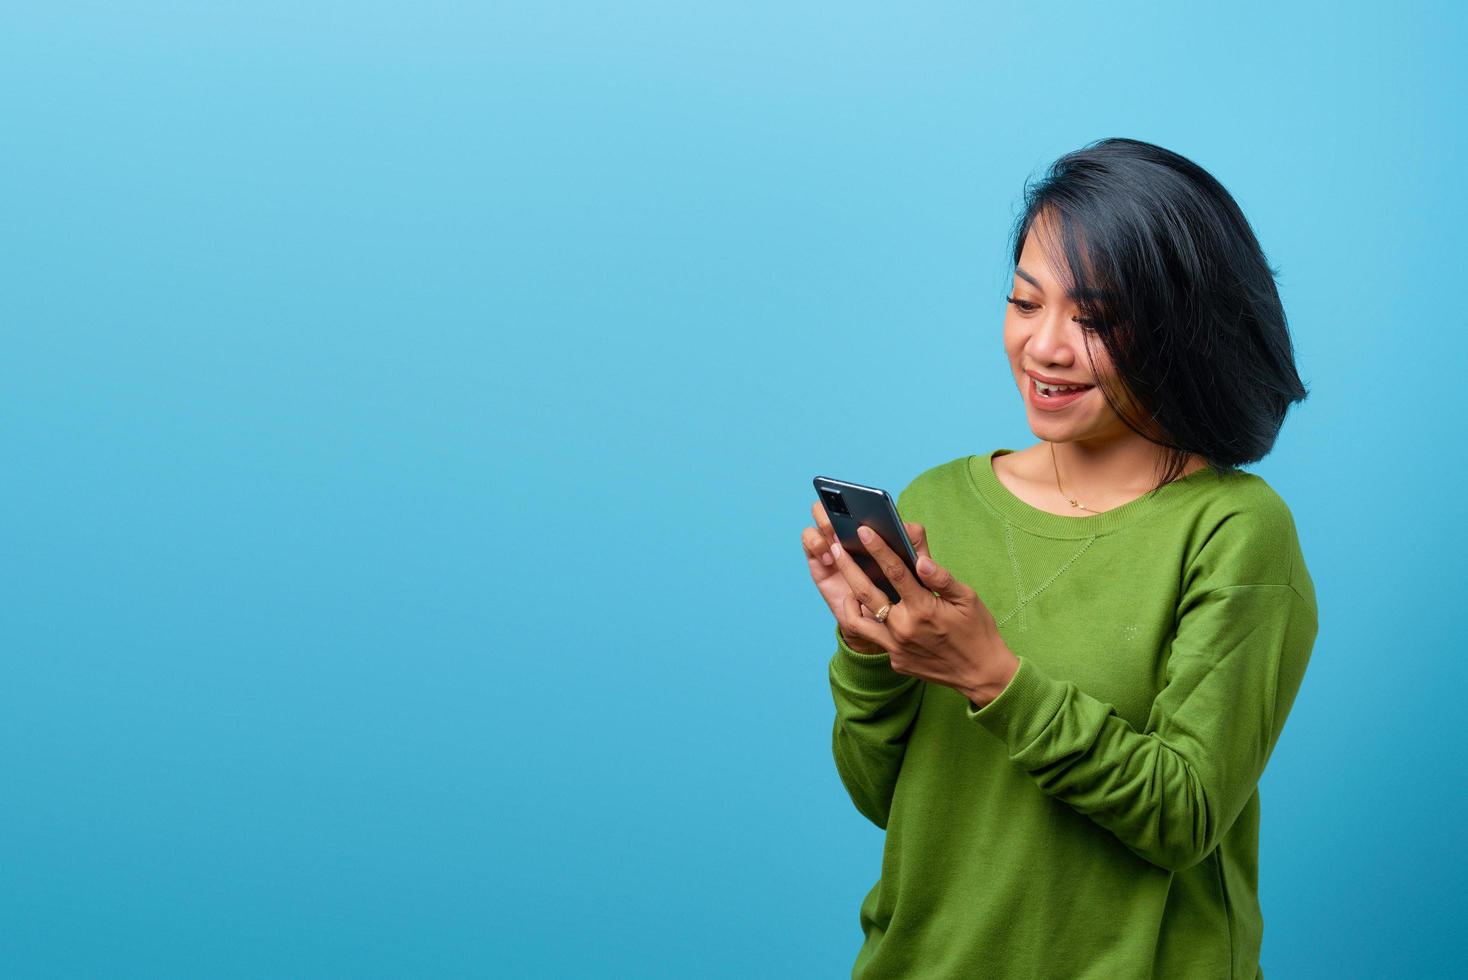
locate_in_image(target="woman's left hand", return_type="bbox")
[831,525,1020,709]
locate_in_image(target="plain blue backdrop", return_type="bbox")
[2,2,1464,977]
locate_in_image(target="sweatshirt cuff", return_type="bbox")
[829,624,912,692]
[964,655,1069,748]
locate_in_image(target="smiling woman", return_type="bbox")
[1000,140,1309,495]
[803,137,1319,980]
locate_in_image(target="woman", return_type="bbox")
[801,138,1318,979]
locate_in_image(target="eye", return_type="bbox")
[1073,303,1107,330]
[1008,295,1101,331]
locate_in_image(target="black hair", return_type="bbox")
[1007,137,1310,491]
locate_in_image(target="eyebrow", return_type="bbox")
[1014,265,1112,304]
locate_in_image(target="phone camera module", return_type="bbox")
[821,489,850,517]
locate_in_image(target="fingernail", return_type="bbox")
[822,552,833,566]
[919,556,935,575]
[831,542,843,558]
[857,526,873,543]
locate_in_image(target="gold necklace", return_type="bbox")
[1049,440,1095,512]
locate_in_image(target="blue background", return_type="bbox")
[3,2,1463,976]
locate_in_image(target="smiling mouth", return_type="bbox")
[1032,378,1094,398]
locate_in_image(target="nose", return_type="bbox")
[1026,308,1079,368]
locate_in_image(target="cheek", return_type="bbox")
[1082,348,1121,389]
[1002,320,1024,359]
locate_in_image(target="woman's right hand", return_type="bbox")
[802,501,930,655]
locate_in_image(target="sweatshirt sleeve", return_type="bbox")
[965,581,1318,872]
[829,622,925,830]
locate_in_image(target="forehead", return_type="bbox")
[1017,212,1072,284]
[1015,213,1112,305]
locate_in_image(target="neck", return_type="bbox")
[1048,435,1198,497]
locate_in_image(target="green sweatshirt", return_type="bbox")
[829,448,1318,980]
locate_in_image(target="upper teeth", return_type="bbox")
[1035,379,1088,393]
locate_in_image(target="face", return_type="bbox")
[1003,212,1135,447]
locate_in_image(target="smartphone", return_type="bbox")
[813,475,921,605]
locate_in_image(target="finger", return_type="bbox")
[802,526,835,566]
[840,592,891,652]
[903,521,929,559]
[829,536,896,616]
[812,500,837,544]
[913,552,972,602]
[853,523,926,605]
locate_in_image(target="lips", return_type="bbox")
[1027,371,1092,388]
[1028,377,1092,411]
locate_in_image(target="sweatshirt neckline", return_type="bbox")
[966,447,1222,538]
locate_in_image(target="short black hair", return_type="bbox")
[1007,137,1310,490]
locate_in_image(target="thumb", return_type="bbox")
[917,554,966,600]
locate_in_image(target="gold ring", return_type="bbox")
[874,603,892,623]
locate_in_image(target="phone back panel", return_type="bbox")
[812,475,919,605]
